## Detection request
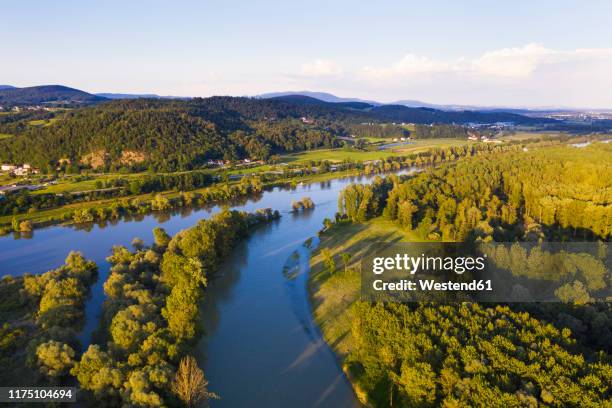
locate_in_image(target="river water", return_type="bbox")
[0,170,411,407]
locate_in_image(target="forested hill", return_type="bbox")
[0,96,555,172]
[0,97,347,171]
[0,85,107,107]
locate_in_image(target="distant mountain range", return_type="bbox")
[95,93,189,100]
[256,91,382,106]
[256,91,600,113]
[1,84,600,115]
[96,93,162,99]
[0,85,107,106]
[267,95,553,125]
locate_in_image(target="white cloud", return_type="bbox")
[360,43,612,80]
[471,43,554,77]
[301,59,344,77]
[362,54,452,79]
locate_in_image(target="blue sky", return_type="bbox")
[3,0,612,107]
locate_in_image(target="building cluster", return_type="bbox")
[206,158,264,168]
[1,163,40,176]
[0,183,41,196]
[0,105,53,112]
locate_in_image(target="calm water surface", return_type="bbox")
[0,170,412,407]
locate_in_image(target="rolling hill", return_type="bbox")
[0,85,107,107]
[0,95,557,172]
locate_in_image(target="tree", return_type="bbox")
[153,227,171,249]
[132,237,145,251]
[162,285,200,340]
[172,356,218,408]
[323,218,333,230]
[19,220,33,232]
[36,340,76,378]
[151,194,171,211]
[291,200,303,211]
[71,345,124,400]
[341,253,351,273]
[321,248,336,274]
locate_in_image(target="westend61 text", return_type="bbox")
[373,279,493,292]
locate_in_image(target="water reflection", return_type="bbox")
[0,168,415,408]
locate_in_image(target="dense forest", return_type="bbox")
[0,94,555,172]
[325,141,612,407]
[339,142,612,241]
[347,301,610,407]
[0,98,343,172]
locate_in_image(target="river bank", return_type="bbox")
[2,168,417,407]
[308,218,417,406]
[0,166,381,234]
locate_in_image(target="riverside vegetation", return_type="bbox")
[0,208,279,407]
[310,141,612,407]
[0,134,576,233]
[0,252,98,385]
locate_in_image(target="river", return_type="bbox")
[0,169,412,407]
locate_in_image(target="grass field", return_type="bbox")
[497,131,564,141]
[390,138,471,153]
[0,133,13,140]
[309,218,423,357]
[280,149,400,163]
[27,118,58,127]
[0,174,15,186]
[34,178,112,194]
[31,170,217,195]
[308,217,431,403]
[280,138,470,164]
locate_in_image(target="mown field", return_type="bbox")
[280,138,471,164]
[27,118,59,127]
[309,218,422,357]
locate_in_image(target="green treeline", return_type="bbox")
[340,143,612,241]
[346,124,410,139]
[73,209,278,406]
[338,142,531,223]
[413,124,468,139]
[0,252,97,385]
[348,301,611,407]
[0,170,215,217]
[2,176,265,232]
